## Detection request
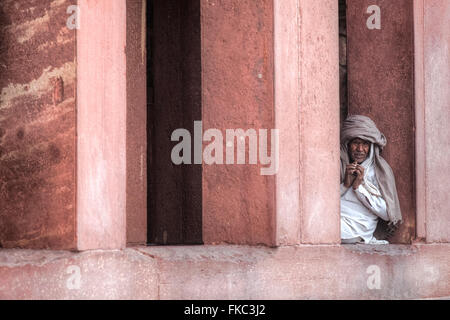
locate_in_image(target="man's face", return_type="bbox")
[349,138,370,164]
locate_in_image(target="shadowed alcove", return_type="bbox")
[147,0,202,245]
[343,0,416,244]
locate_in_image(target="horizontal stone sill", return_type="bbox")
[0,244,449,299]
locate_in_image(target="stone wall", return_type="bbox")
[0,0,76,249]
[1,244,449,299]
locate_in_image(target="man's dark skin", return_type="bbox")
[344,138,371,190]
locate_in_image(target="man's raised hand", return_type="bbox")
[344,163,358,188]
[352,165,365,190]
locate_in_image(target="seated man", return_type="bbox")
[340,115,402,244]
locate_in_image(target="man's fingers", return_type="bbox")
[346,164,357,174]
[355,167,364,176]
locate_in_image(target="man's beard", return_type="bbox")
[352,153,367,164]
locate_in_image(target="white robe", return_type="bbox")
[340,145,389,244]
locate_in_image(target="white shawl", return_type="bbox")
[341,144,389,244]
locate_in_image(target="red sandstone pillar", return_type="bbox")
[273,0,301,245]
[421,0,450,243]
[77,0,127,250]
[295,0,341,244]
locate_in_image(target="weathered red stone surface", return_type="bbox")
[0,244,449,299]
[347,0,416,243]
[201,0,276,245]
[0,0,77,249]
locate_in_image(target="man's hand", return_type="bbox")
[344,162,358,188]
[351,164,365,190]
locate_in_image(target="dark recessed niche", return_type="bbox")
[147,0,202,245]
